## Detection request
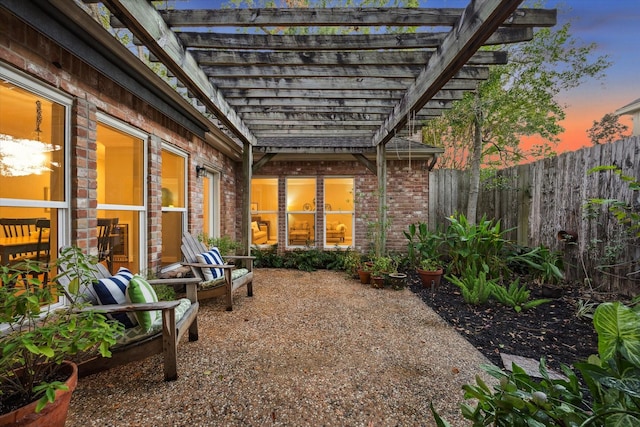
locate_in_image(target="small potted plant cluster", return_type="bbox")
[0,247,122,426]
[369,256,396,289]
[404,222,445,289]
[416,258,444,289]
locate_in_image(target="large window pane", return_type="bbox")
[0,66,69,297]
[286,178,315,246]
[97,120,145,273]
[161,148,186,266]
[97,124,144,206]
[0,82,65,199]
[251,178,278,245]
[324,177,354,248]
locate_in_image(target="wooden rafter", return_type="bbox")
[90,1,556,145]
[100,0,256,145]
[372,0,533,146]
[177,28,531,51]
[130,7,557,28]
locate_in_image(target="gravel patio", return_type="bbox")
[66,268,494,426]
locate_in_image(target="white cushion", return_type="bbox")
[92,267,137,328]
[195,247,225,281]
[251,221,259,232]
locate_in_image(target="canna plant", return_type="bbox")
[443,213,510,278]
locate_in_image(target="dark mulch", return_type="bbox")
[406,271,600,373]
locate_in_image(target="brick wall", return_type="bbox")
[253,158,432,254]
[0,10,240,272]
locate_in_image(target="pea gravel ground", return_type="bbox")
[66,268,494,427]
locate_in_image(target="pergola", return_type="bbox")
[20,0,557,253]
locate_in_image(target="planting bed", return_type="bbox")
[408,271,600,373]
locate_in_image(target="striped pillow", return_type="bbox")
[92,267,137,328]
[195,247,225,281]
[126,275,160,332]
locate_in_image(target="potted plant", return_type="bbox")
[0,247,123,426]
[417,258,444,289]
[369,256,395,289]
[341,250,362,280]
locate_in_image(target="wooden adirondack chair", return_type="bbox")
[57,252,199,381]
[180,232,254,311]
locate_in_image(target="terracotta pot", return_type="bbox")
[417,268,443,289]
[370,276,385,289]
[0,361,78,427]
[357,269,371,284]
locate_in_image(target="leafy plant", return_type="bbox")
[445,264,494,305]
[457,360,588,426]
[507,244,565,285]
[419,258,442,272]
[574,299,597,320]
[369,255,396,277]
[432,299,640,426]
[198,234,240,256]
[0,247,123,415]
[251,244,284,268]
[491,278,551,313]
[404,222,444,269]
[443,213,509,278]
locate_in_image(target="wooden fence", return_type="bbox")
[429,136,640,296]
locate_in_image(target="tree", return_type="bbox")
[423,1,610,223]
[587,113,629,145]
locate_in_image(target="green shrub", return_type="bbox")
[507,244,565,285]
[251,244,284,268]
[431,299,640,426]
[443,213,509,278]
[404,222,445,268]
[491,278,551,313]
[198,234,240,256]
[445,264,494,305]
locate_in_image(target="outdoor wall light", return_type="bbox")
[195,165,206,178]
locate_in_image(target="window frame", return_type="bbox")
[96,113,148,273]
[0,63,72,311]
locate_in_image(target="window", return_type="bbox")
[202,169,220,240]
[0,64,70,306]
[251,178,278,245]
[96,115,146,273]
[161,147,187,266]
[286,178,316,246]
[324,177,354,248]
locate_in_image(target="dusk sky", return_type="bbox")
[187,0,639,153]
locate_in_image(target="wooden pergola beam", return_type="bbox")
[177,28,532,51]
[150,7,556,28]
[101,0,256,145]
[213,78,480,92]
[372,0,533,147]
[189,50,507,67]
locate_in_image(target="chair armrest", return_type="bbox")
[80,300,180,314]
[181,262,235,269]
[146,278,200,303]
[146,277,201,286]
[225,255,256,260]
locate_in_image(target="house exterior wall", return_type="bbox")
[251,158,432,254]
[0,9,240,273]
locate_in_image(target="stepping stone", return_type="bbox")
[500,353,567,380]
